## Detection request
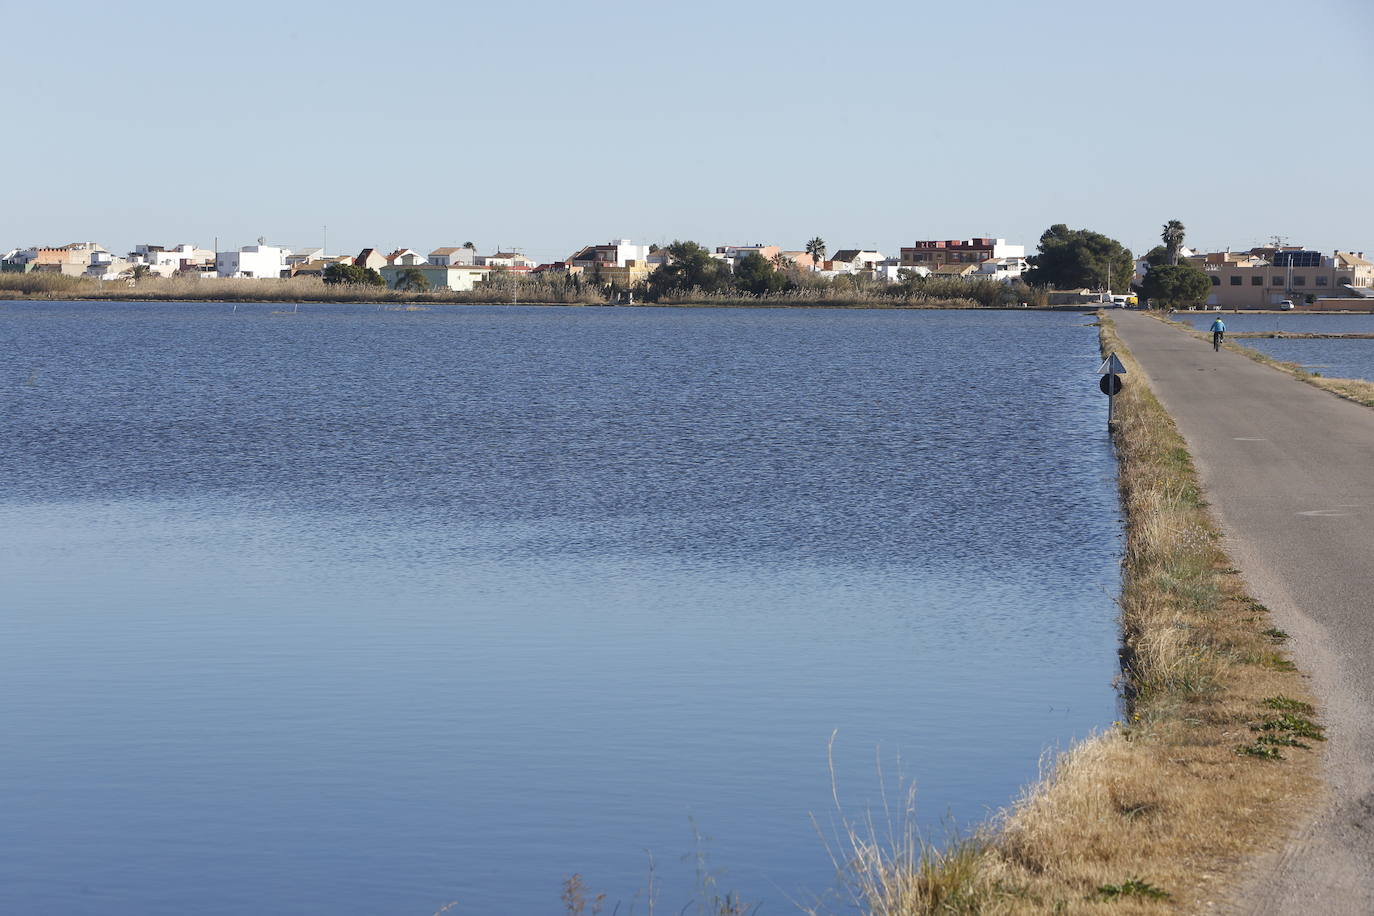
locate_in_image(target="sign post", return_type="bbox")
[1097,352,1127,427]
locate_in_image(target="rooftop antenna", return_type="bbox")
[1270,235,1288,249]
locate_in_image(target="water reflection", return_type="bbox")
[0,303,1121,914]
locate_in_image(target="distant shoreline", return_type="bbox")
[4,289,1371,314]
[0,291,1099,311]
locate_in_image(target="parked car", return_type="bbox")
[1278,299,1295,310]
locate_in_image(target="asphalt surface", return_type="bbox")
[1111,312,1374,914]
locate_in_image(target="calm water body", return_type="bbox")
[0,302,1121,915]
[1178,311,1374,380]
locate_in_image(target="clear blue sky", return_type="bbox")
[4,0,1371,263]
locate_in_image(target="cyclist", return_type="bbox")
[1210,316,1226,351]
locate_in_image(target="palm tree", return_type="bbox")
[1161,220,1186,266]
[462,241,476,251]
[805,237,826,271]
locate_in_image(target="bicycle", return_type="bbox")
[1213,330,1223,351]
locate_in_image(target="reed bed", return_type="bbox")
[656,276,1040,309]
[0,272,605,305]
[814,313,1322,914]
[0,272,1050,311]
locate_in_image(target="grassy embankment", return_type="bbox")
[819,313,1323,914]
[0,272,1046,310]
[1158,312,1374,409]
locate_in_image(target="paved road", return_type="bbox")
[1111,312,1374,914]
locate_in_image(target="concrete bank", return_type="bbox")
[1110,311,1374,914]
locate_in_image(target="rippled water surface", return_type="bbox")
[1179,311,1374,380]
[0,302,1121,914]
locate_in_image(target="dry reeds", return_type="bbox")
[0,271,1047,311]
[815,313,1322,914]
[0,272,606,305]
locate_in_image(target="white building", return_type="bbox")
[828,249,886,273]
[217,242,289,279]
[428,246,477,266]
[386,248,427,267]
[85,251,132,281]
[378,263,492,291]
[873,260,924,283]
[974,256,1030,282]
[477,251,537,269]
[131,243,216,278]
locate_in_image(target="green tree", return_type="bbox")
[805,237,826,270]
[1161,219,1186,265]
[1025,224,1134,292]
[1143,245,1171,269]
[1140,263,1211,310]
[392,267,430,292]
[645,240,731,300]
[462,241,476,251]
[732,251,787,295]
[131,264,152,281]
[323,262,384,286]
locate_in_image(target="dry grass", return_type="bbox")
[0,271,605,305]
[817,314,1322,914]
[0,271,1048,311]
[1154,311,1374,409]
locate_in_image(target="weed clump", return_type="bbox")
[1095,877,1170,901]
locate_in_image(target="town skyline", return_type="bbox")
[4,0,1371,266]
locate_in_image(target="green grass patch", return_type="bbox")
[1095,878,1171,901]
[1252,713,1326,742]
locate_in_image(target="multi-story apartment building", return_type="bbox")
[899,237,1025,269]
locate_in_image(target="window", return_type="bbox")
[1316,276,1329,286]
[1273,275,1284,286]
[1293,275,1306,286]
[1230,276,1242,285]
[1252,276,1263,285]
[1210,276,1220,286]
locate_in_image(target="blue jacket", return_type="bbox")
[1210,319,1226,333]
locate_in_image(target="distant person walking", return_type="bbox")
[1210,316,1226,351]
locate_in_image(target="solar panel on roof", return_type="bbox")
[1274,250,1321,267]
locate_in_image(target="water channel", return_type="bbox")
[0,302,1122,914]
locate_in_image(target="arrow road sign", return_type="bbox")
[1097,353,1127,376]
